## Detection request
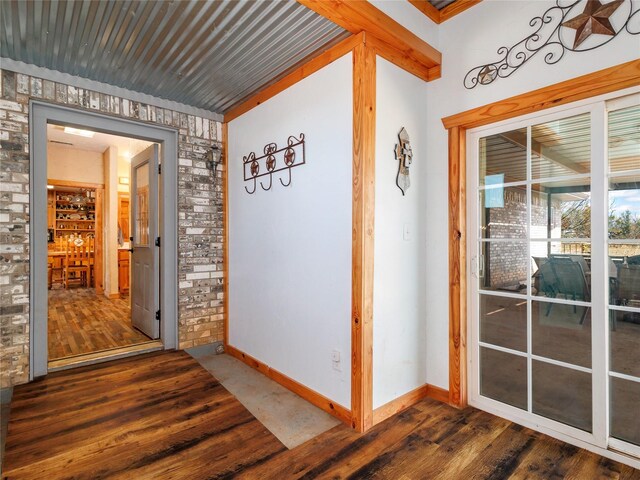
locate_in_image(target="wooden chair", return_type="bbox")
[64,238,93,289]
[47,255,65,289]
[47,237,66,289]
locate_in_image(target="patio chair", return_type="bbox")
[538,257,591,324]
[617,264,640,306]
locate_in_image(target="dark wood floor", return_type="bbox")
[2,351,286,479]
[3,351,639,479]
[48,288,152,360]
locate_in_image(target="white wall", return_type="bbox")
[373,57,428,409]
[117,155,130,193]
[228,53,353,408]
[47,144,104,184]
[421,0,640,389]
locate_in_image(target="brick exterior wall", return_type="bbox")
[485,189,561,288]
[0,69,224,388]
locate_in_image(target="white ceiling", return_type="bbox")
[47,124,152,157]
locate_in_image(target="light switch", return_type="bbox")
[403,223,412,241]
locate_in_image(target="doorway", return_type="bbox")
[45,125,160,364]
[31,102,178,377]
[466,92,640,461]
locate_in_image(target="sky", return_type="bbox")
[610,188,640,217]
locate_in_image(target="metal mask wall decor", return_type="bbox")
[394,127,413,196]
[243,133,306,194]
[463,0,639,89]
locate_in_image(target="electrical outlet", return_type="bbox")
[331,349,341,371]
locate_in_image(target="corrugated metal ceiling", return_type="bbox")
[0,0,349,114]
[429,0,457,10]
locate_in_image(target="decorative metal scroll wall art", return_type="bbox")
[243,133,305,194]
[464,0,639,89]
[394,127,413,195]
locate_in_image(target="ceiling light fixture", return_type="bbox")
[63,127,95,138]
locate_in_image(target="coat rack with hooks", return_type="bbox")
[243,133,306,194]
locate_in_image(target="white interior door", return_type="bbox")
[466,92,640,466]
[131,144,159,339]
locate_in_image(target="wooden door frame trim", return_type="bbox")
[441,60,640,408]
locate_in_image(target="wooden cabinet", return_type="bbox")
[50,186,97,239]
[118,249,130,294]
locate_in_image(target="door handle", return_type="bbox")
[128,248,134,253]
[471,255,485,279]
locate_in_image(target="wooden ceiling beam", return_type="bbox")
[439,0,482,22]
[408,0,482,24]
[224,33,364,122]
[407,0,441,23]
[365,34,440,82]
[297,0,441,76]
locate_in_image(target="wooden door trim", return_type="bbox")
[443,60,640,130]
[442,60,640,408]
[351,42,376,433]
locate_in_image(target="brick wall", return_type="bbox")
[0,69,224,387]
[485,189,561,288]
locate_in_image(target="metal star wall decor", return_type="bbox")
[562,0,624,48]
[464,0,639,89]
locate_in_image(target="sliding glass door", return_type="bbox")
[468,92,639,461]
[607,99,640,457]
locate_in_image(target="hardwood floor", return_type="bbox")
[2,351,286,480]
[48,288,152,361]
[3,351,638,479]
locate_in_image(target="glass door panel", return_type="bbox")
[479,128,527,185]
[480,347,528,410]
[532,360,592,432]
[608,103,640,450]
[479,295,527,352]
[134,162,150,247]
[473,108,595,437]
[531,113,591,179]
